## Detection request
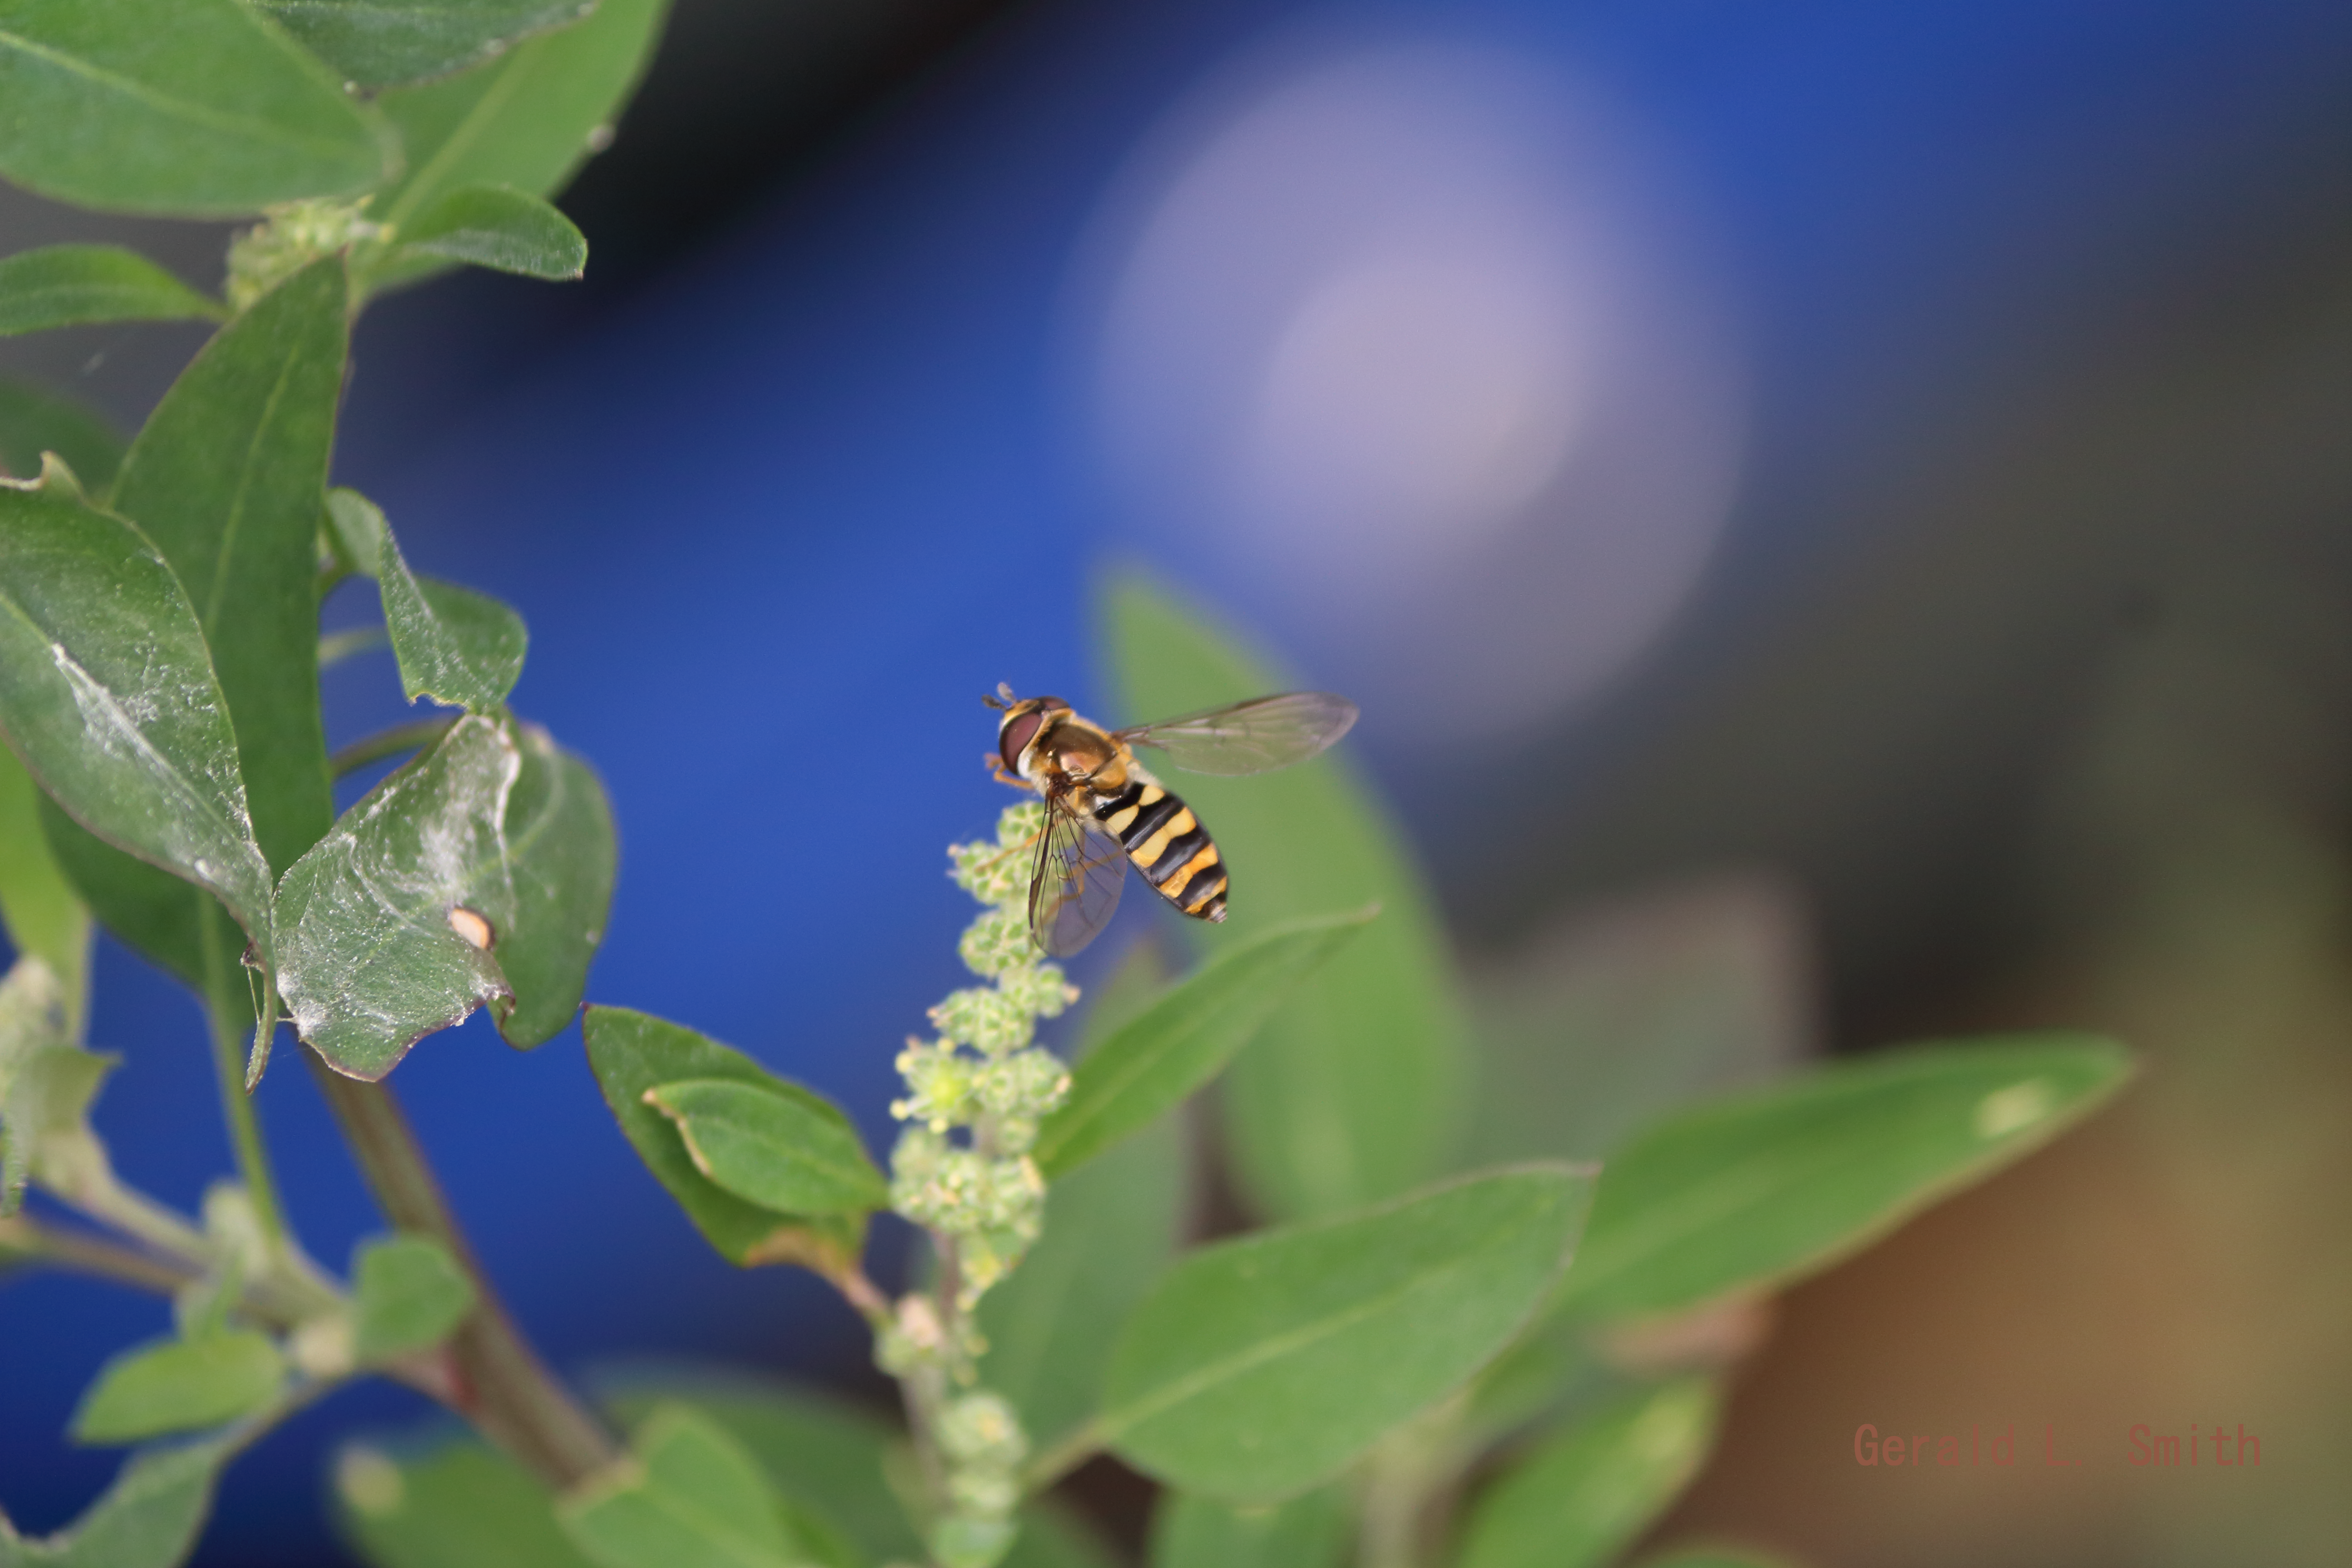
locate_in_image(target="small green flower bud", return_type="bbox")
[930,1514,1018,1568]
[995,962,1077,1020]
[891,1039,978,1130]
[929,988,1034,1054]
[957,907,1034,979]
[937,1392,1028,1468]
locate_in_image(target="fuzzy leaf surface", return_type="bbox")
[1034,909,1370,1180]
[351,1233,476,1361]
[69,1332,283,1445]
[0,1438,229,1566]
[0,0,395,216]
[0,471,274,978]
[583,1008,862,1271]
[1148,1486,1349,1568]
[360,0,664,292]
[0,246,220,337]
[1558,1036,2134,1321]
[396,184,586,279]
[336,1440,597,1568]
[255,0,589,90]
[1101,1164,1593,1501]
[643,1078,885,1218]
[1106,576,1469,1220]
[557,1405,803,1568]
[1456,1381,1720,1568]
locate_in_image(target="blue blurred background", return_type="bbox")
[3,0,2348,1563]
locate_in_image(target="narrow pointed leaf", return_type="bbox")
[337,1440,600,1568]
[0,0,397,216]
[0,468,275,979]
[275,715,520,1078]
[1101,1164,1594,1501]
[644,1079,886,1217]
[0,1438,230,1567]
[558,1406,803,1568]
[255,0,591,91]
[359,0,666,293]
[583,1007,863,1271]
[396,184,587,280]
[0,245,222,337]
[0,746,89,1035]
[70,1332,284,1445]
[1034,909,1371,1179]
[1149,1487,1350,1568]
[0,377,123,491]
[1105,577,1470,1221]
[113,255,346,884]
[1557,1036,2135,1322]
[1457,1381,1721,1568]
[352,1234,477,1361]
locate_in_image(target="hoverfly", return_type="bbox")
[984,684,1358,957]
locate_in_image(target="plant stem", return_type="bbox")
[307,1057,618,1488]
[196,908,288,1256]
[329,715,456,778]
[1,1212,193,1296]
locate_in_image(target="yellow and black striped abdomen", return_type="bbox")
[1089,776,1228,923]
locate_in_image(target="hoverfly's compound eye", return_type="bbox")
[1000,709,1047,773]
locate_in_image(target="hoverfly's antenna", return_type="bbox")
[983,681,1017,710]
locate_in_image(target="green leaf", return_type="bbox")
[1148,1486,1349,1568]
[274,714,517,1078]
[337,1440,599,1568]
[70,1332,284,1446]
[395,184,587,280]
[486,720,614,1048]
[1035,910,1369,1179]
[326,487,529,711]
[583,1008,864,1272]
[358,0,666,294]
[113,254,346,885]
[351,1234,476,1361]
[1465,878,1813,1166]
[0,954,70,1211]
[1455,1381,1720,1568]
[978,1086,1187,1453]
[0,377,123,491]
[0,1438,230,1567]
[255,0,591,92]
[1637,1552,1798,1568]
[0,466,276,987]
[1557,1036,2135,1322]
[36,800,250,1024]
[1099,1164,1594,1502]
[0,0,397,216]
[1104,575,1470,1221]
[558,1405,806,1568]
[0,745,90,1035]
[643,1079,887,1218]
[0,246,222,338]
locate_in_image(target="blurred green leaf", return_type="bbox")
[1636,1551,1799,1568]
[37,800,251,1024]
[583,1008,864,1273]
[1148,1486,1349,1568]
[0,954,73,1212]
[487,720,614,1048]
[1466,877,1814,1166]
[1104,575,1470,1221]
[0,378,123,491]
[0,467,276,989]
[599,1377,1110,1568]
[1101,1164,1593,1501]
[1034,909,1371,1180]
[70,1332,284,1446]
[644,1078,886,1218]
[256,0,590,91]
[0,747,89,1035]
[337,1440,598,1568]
[0,0,397,216]
[1455,1381,1720,1568]
[359,0,666,294]
[351,1234,476,1361]
[0,1437,230,1567]
[1558,1036,2134,1322]
[395,184,587,280]
[558,1405,807,1568]
[113,254,345,885]
[324,487,387,578]
[979,1081,1187,1453]
[0,246,222,337]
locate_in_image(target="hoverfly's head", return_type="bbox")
[995,693,1072,775]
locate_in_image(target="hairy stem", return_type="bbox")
[1,1212,192,1296]
[197,909,288,1254]
[307,1058,618,1487]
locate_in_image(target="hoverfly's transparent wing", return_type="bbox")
[1029,792,1128,957]
[1117,691,1359,777]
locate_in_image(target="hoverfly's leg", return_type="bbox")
[985,752,1032,790]
[968,826,1043,879]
